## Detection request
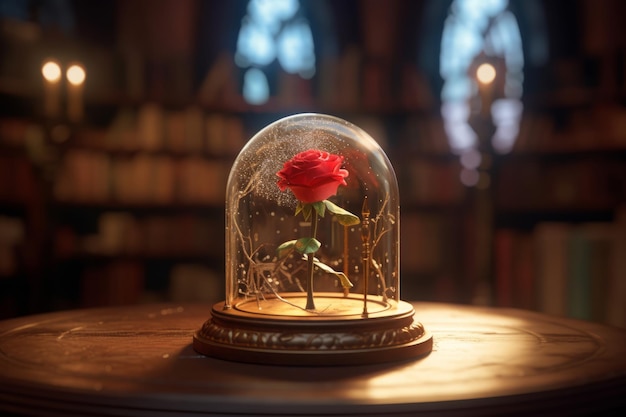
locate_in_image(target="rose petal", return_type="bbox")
[276,149,349,202]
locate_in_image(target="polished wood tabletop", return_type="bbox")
[1,302,625,416]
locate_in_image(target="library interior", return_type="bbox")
[0,0,625,329]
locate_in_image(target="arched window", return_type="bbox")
[235,0,316,105]
[438,0,526,186]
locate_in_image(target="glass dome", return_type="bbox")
[194,113,432,365]
[224,113,400,316]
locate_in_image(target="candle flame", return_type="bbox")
[66,64,86,86]
[476,63,496,85]
[42,61,61,83]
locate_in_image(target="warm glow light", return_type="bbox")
[66,64,86,86]
[476,63,496,85]
[41,61,61,83]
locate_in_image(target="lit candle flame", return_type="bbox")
[476,63,496,85]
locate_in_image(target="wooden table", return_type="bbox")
[1,302,625,416]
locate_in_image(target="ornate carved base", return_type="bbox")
[193,294,433,366]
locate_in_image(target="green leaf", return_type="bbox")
[295,202,303,217]
[276,240,297,258]
[294,237,321,254]
[312,201,326,218]
[312,258,354,290]
[300,204,312,221]
[323,200,360,226]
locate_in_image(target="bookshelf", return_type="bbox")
[482,0,626,327]
[2,53,626,324]
[490,103,626,328]
[0,0,625,327]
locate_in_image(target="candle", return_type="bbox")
[66,63,86,122]
[41,60,62,119]
[476,62,496,118]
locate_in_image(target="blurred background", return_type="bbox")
[0,0,624,326]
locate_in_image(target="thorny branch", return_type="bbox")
[230,170,314,312]
[367,194,396,301]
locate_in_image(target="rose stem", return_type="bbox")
[305,212,319,310]
[343,225,349,297]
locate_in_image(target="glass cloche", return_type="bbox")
[194,114,432,365]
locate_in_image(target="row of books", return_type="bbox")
[359,102,625,160]
[0,111,434,171]
[398,159,466,206]
[386,103,626,158]
[0,110,247,158]
[72,101,626,157]
[0,42,433,113]
[78,261,222,308]
[494,206,626,328]
[495,157,625,211]
[54,211,223,260]
[76,106,247,156]
[515,104,626,152]
[361,101,626,158]
[197,49,435,112]
[53,149,230,205]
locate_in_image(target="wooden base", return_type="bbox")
[193,294,433,365]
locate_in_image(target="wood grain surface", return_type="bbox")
[1,302,625,416]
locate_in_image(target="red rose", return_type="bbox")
[277,149,349,203]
